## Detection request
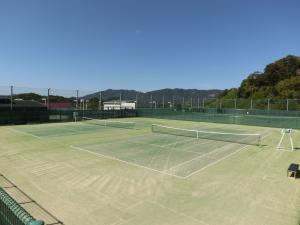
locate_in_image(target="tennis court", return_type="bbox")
[14,117,263,178]
[0,117,299,225]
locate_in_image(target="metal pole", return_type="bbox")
[234,99,237,109]
[10,85,13,111]
[202,98,205,108]
[162,95,165,109]
[47,88,50,109]
[99,91,102,110]
[135,93,138,109]
[267,98,270,111]
[190,97,192,109]
[182,97,185,109]
[150,94,153,108]
[76,90,79,110]
[251,98,253,110]
[172,96,175,109]
[220,100,222,109]
[197,97,200,109]
[287,99,289,111]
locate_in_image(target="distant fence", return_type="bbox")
[0,109,137,125]
[1,85,300,111]
[137,108,300,129]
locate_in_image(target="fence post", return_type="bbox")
[267,98,270,111]
[250,99,253,110]
[47,88,50,110]
[234,98,237,109]
[172,96,175,109]
[10,85,13,111]
[190,97,192,109]
[202,98,205,108]
[99,91,102,110]
[162,95,164,109]
[135,93,138,109]
[197,97,200,109]
[76,90,79,110]
[287,99,289,111]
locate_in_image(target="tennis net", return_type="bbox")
[151,124,261,145]
[81,117,135,129]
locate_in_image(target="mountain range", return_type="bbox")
[86,88,223,107]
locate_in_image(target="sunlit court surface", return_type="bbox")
[0,117,299,225]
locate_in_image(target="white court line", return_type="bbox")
[183,133,271,178]
[70,145,185,179]
[8,128,43,139]
[165,142,238,171]
[183,145,249,178]
[128,139,201,154]
[161,137,195,147]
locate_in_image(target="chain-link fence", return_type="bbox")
[1,85,300,111]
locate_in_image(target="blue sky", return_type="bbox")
[0,0,299,91]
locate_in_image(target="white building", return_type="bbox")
[103,100,136,110]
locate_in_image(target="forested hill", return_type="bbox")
[220,55,300,99]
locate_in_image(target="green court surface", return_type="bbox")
[0,117,300,225]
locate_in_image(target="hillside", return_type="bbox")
[221,55,300,100]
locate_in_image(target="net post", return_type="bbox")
[258,135,262,146]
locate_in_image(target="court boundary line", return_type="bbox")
[70,145,185,179]
[165,142,240,172]
[183,144,249,178]
[183,132,271,178]
[8,128,43,139]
